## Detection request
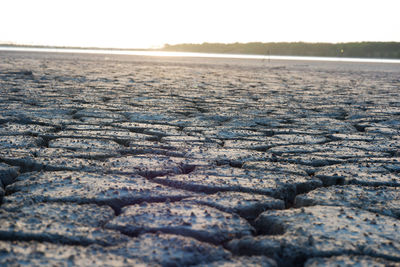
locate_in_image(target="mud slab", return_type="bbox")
[105,201,254,244]
[304,255,400,267]
[196,256,278,267]
[153,167,322,202]
[5,171,195,211]
[183,191,284,220]
[295,185,400,218]
[315,163,400,186]
[228,205,400,265]
[107,233,233,266]
[0,241,147,267]
[0,162,19,187]
[0,202,127,246]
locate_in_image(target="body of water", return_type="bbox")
[1,46,400,64]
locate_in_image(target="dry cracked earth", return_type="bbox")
[0,50,400,267]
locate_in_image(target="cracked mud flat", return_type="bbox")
[0,51,399,266]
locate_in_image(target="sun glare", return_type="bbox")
[1,0,399,48]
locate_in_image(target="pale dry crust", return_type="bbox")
[183,191,284,220]
[153,169,322,201]
[1,51,400,265]
[227,206,400,264]
[0,240,148,267]
[315,163,400,186]
[295,185,400,218]
[107,233,233,266]
[105,201,254,244]
[304,255,400,267]
[0,202,127,246]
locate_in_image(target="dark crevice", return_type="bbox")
[150,177,231,195]
[102,196,191,216]
[353,124,366,132]
[13,118,55,128]
[75,153,119,161]
[225,237,378,267]
[0,157,108,175]
[305,169,316,177]
[127,127,145,134]
[112,225,239,247]
[71,114,83,120]
[0,158,43,174]
[216,160,243,169]
[145,135,162,142]
[280,158,343,168]
[37,136,50,148]
[254,220,286,236]
[144,131,168,139]
[347,180,400,188]
[4,188,16,197]
[252,145,273,152]
[151,174,295,209]
[118,148,186,158]
[282,180,325,209]
[2,191,190,219]
[229,161,244,168]
[137,170,171,180]
[281,187,297,209]
[113,138,130,147]
[385,150,399,158]
[113,196,192,216]
[101,96,112,103]
[334,110,349,121]
[174,111,193,117]
[150,168,320,205]
[0,233,97,247]
[139,163,196,180]
[194,106,209,114]
[51,124,65,133]
[316,174,346,187]
[180,164,197,175]
[68,108,82,116]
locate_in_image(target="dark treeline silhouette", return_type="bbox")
[162,42,400,59]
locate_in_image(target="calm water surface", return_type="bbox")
[1,46,400,64]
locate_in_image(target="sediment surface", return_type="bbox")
[0,50,399,266]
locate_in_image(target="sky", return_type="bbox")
[1,0,399,49]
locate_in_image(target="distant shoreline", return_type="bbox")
[2,41,399,60]
[162,42,400,60]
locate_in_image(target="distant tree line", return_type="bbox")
[162,42,400,59]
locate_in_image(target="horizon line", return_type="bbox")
[2,40,400,51]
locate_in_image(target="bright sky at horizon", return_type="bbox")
[1,0,399,49]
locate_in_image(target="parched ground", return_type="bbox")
[0,50,399,266]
